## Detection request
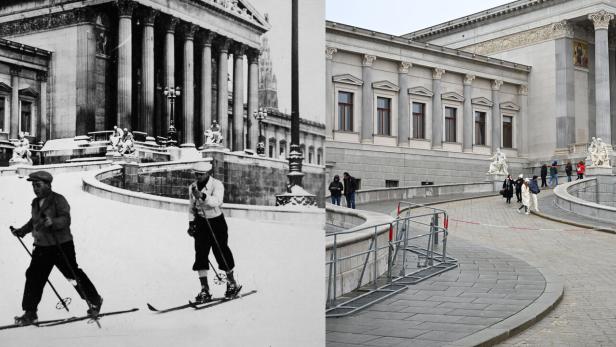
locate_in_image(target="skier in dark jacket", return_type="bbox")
[10,171,102,325]
[540,164,548,187]
[328,175,343,205]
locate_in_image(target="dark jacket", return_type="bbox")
[343,176,357,195]
[328,180,343,197]
[502,178,514,198]
[540,165,548,178]
[529,179,540,194]
[565,163,572,176]
[549,164,558,176]
[17,191,73,247]
[515,178,524,193]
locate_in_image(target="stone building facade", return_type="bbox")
[326,0,616,189]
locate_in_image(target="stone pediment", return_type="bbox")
[500,101,520,111]
[441,91,464,102]
[472,97,493,107]
[332,74,363,86]
[0,82,11,93]
[19,87,39,98]
[408,86,433,97]
[372,80,399,92]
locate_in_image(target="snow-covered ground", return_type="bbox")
[0,172,324,347]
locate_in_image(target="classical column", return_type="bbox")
[164,17,179,134]
[141,8,158,136]
[37,72,48,142]
[325,47,337,139]
[361,54,376,143]
[232,44,245,151]
[10,67,19,138]
[518,85,529,157]
[217,38,232,148]
[182,24,198,147]
[247,49,259,150]
[589,10,614,144]
[431,68,445,148]
[555,33,575,149]
[491,79,503,153]
[463,74,475,152]
[397,62,411,146]
[199,31,215,147]
[116,0,136,129]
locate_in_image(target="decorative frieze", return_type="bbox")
[589,10,614,30]
[0,7,96,37]
[492,79,503,91]
[325,47,337,60]
[362,54,376,67]
[398,61,412,74]
[432,68,445,80]
[518,84,528,95]
[463,74,475,85]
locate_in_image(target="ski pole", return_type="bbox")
[10,226,71,313]
[208,259,225,284]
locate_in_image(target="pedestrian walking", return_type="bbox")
[188,161,240,304]
[515,174,524,203]
[549,161,559,188]
[517,179,531,215]
[343,172,357,209]
[528,175,541,212]
[540,164,548,188]
[502,174,514,204]
[576,161,585,180]
[328,175,343,206]
[10,171,103,325]
[565,161,573,182]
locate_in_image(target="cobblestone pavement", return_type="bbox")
[436,196,616,346]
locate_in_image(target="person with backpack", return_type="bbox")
[343,172,357,209]
[528,175,541,212]
[549,161,559,188]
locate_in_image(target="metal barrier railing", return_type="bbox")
[325,201,457,317]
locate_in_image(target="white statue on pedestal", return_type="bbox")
[204,120,224,145]
[10,132,32,165]
[487,148,509,175]
[587,137,611,168]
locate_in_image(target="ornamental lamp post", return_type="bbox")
[253,107,267,156]
[163,86,181,146]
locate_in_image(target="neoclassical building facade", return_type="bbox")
[325,0,616,189]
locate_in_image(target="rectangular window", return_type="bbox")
[355,178,362,191]
[445,107,457,142]
[385,180,399,188]
[503,115,513,148]
[412,102,425,139]
[20,101,32,135]
[474,111,486,145]
[268,140,275,158]
[337,91,353,131]
[0,97,4,132]
[376,97,391,136]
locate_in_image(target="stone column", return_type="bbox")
[397,62,411,146]
[463,74,475,152]
[325,47,337,139]
[589,10,614,144]
[555,34,575,149]
[431,68,445,148]
[141,8,158,136]
[217,38,232,148]
[116,0,136,129]
[182,24,198,147]
[10,67,19,138]
[199,31,215,147]
[518,85,529,157]
[164,17,179,133]
[491,79,503,153]
[247,49,259,150]
[232,44,245,151]
[361,55,376,143]
[37,72,48,142]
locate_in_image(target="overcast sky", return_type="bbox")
[326,0,514,36]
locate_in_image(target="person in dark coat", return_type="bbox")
[10,171,102,325]
[565,161,573,182]
[540,164,548,187]
[549,161,559,188]
[502,174,515,204]
[515,174,524,203]
[343,172,357,209]
[328,175,343,206]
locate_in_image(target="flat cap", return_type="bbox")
[26,170,53,184]
[193,161,212,173]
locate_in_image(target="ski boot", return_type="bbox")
[194,288,213,304]
[87,296,103,316]
[225,271,242,299]
[14,310,38,326]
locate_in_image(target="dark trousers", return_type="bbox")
[577,174,584,180]
[541,176,547,187]
[345,192,356,209]
[331,195,341,205]
[23,241,100,312]
[193,214,235,272]
[515,190,522,202]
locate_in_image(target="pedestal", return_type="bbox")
[486,173,507,192]
[586,166,613,176]
[275,184,318,207]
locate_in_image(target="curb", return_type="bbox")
[531,208,616,235]
[443,266,564,347]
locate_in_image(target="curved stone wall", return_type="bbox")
[554,176,616,222]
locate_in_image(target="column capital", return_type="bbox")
[432,68,445,80]
[362,54,376,67]
[165,17,180,33]
[116,0,137,18]
[398,61,412,74]
[588,10,614,30]
[233,43,246,57]
[463,74,475,85]
[199,30,217,46]
[518,84,528,95]
[182,23,199,40]
[36,71,48,82]
[9,66,20,76]
[217,37,233,53]
[492,79,503,91]
[325,46,337,60]
[141,7,159,26]
[247,48,260,63]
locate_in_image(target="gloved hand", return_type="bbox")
[187,221,196,237]
[10,226,25,238]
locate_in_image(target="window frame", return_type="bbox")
[502,114,514,149]
[411,102,426,139]
[337,91,354,132]
[443,105,459,143]
[376,96,391,136]
[474,110,487,146]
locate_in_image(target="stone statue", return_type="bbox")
[587,137,611,167]
[9,132,32,165]
[487,148,509,175]
[120,131,135,155]
[204,120,224,145]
